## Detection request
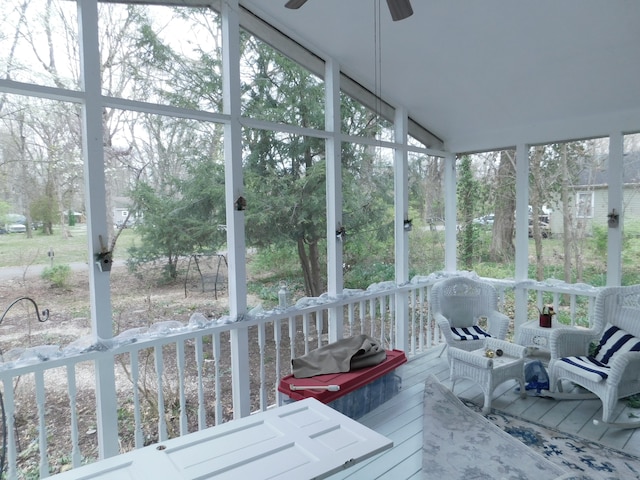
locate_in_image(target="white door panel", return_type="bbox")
[52,398,392,480]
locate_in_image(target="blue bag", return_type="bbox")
[524,360,549,393]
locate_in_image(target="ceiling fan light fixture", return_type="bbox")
[386,0,414,21]
[285,0,308,9]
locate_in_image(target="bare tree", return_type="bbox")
[530,146,545,279]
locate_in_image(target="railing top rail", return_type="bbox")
[0,273,603,381]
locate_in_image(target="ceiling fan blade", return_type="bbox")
[285,0,309,9]
[386,0,413,21]
[285,0,413,22]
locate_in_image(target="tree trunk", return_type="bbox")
[531,146,544,280]
[561,143,573,286]
[297,237,323,297]
[489,150,516,261]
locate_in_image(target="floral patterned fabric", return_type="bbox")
[481,409,640,480]
[421,374,567,479]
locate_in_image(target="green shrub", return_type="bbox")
[345,262,395,289]
[41,264,72,288]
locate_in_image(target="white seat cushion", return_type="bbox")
[557,355,609,383]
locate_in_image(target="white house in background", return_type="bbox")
[547,152,640,236]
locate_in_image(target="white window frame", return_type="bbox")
[576,191,594,218]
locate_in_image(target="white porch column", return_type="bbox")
[394,107,409,352]
[222,0,250,419]
[77,0,119,459]
[514,143,530,331]
[325,59,344,343]
[443,152,457,271]
[607,132,624,286]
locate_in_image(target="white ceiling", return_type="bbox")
[241,0,640,153]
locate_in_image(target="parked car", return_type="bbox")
[473,214,495,226]
[3,213,27,233]
[6,223,26,233]
[528,218,551,238]
[115,218,136,229]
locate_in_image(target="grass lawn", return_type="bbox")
[0,225,139,269]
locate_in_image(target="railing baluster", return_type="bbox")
[274,319,282,403]
[389,294,395,348]
[66,364,81,468]
[428,285,438,349]
[288,315,296,361]
[409,289,416,355]
[130,352,144,449]
[368,298,375,338]
[212,333,222,425]
[3,378,17,480]
[536,290,543,311]
[315,312,323,348]
[552,292,560,313]
[35,370,49,478]
[195,336,206,430]
[419,286,426,350]
[177,341,187,435]
[258,323,267,410]
[360,300,366,335]
[154,346,167,441]
[302,313,310,354]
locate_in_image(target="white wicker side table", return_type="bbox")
[515,318,563,351]
[449,338,527,414]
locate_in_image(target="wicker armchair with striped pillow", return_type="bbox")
[548,284,640,428]
[431,276,510,358]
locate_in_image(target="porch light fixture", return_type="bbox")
[95,234,113,272]
[235,196,246,211]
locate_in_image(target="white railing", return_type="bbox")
[518,278,600,328]
[0,273,601,478]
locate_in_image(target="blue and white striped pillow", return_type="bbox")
[450,326,491,341]
[593,324,640,365]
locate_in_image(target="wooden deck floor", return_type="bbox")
[326,347,640,480]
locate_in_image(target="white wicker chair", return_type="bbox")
[431,276,510,357]
[548,285,640,428]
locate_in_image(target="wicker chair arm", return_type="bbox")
[433,313,455,343]
[606,351,640,384]
[485,311,510,339]
[433,312,450,328]
[548,327,598,359]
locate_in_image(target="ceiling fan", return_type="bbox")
[285,0,414,21]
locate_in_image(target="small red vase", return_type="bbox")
[539,314,552,328]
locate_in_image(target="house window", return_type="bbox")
[576,191,594,218]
